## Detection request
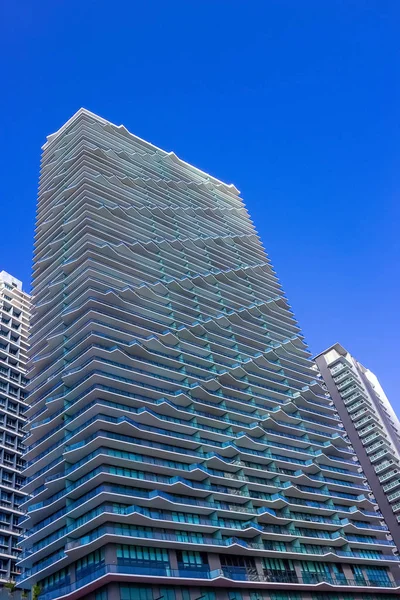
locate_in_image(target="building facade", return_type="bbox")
[0,271,30,584]
[315,343,400,551]
[18,110,400,600]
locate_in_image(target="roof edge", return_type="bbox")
[43,108,240,194]
[313,342,348,360]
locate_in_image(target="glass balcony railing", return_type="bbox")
[32,561,400,600]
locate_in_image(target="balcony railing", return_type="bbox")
[32,563,400,600]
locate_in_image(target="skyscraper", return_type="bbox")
[18,109,400,600]
[315,343,400,550]
[0,271,30,585]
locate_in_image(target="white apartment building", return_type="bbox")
[0,271,30,584]
[316,343,400,552]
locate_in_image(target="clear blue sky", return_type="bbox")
[1,1,399,406]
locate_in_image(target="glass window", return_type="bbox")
[117,544,169,565]
[365,566,391,585]
[76,548,105,576]
[119,586,181,600]
[176,550,207,567]
[120,586,153,600]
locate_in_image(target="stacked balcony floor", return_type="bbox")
[19,110,400,600]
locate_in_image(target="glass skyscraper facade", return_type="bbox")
[18,109,400,600]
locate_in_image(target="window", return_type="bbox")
[219,554,256,569]
[357,548,381,559]
[119,585,179,600]
[171,511,200,524]
[76,548,104,577]
[229,593,243,600]
[271,594,301,600]
[174,530,204,543]
[263,540,286,551]
[365,566,391,585]
[176,550,208,570]
[198,592,216,600]
[263,558,297,583]
[41,568,69,592]
[300,561,345,584]
[117,544,169,566]
[301,560,330,573]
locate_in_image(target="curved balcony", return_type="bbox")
[28,562,400,600]
[22,111,400,595]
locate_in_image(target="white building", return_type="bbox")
[316,343,400,551]
[0,271,30,584]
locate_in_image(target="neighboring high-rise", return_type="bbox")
[316,343,400,550]
[0,271,30,584]
[18,109,400,600]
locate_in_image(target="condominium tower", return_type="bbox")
[0,271,30,584]
[18,109,400,600]
[316,343,400,550]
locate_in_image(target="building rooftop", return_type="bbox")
[43,107,240,195]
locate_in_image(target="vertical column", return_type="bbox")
[107,582,120,600]
[293,560,303,583]
[254,557,264,580]
[207,552,222,572]
[340,563,355,583]
[169,548,179,572]
[105,544,117,568]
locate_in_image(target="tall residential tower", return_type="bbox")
[18,110,400,600]
[316,343,400,550]
[0,271,30,584]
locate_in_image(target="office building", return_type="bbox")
[315,343,400,550]
[18,110,400,600]
[0,271,30,584]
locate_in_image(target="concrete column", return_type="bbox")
[106,582,120,600]
[168,548,179,571]
[293,560,303,582]
[104,543,117,567]
[213,590,230,600]
[254,557,264,579]
[207,552,222,571]
[169,587,183,600]
[340,563,354,582]
[68,563,76,585]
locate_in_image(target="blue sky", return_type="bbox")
[1,1,399,406]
